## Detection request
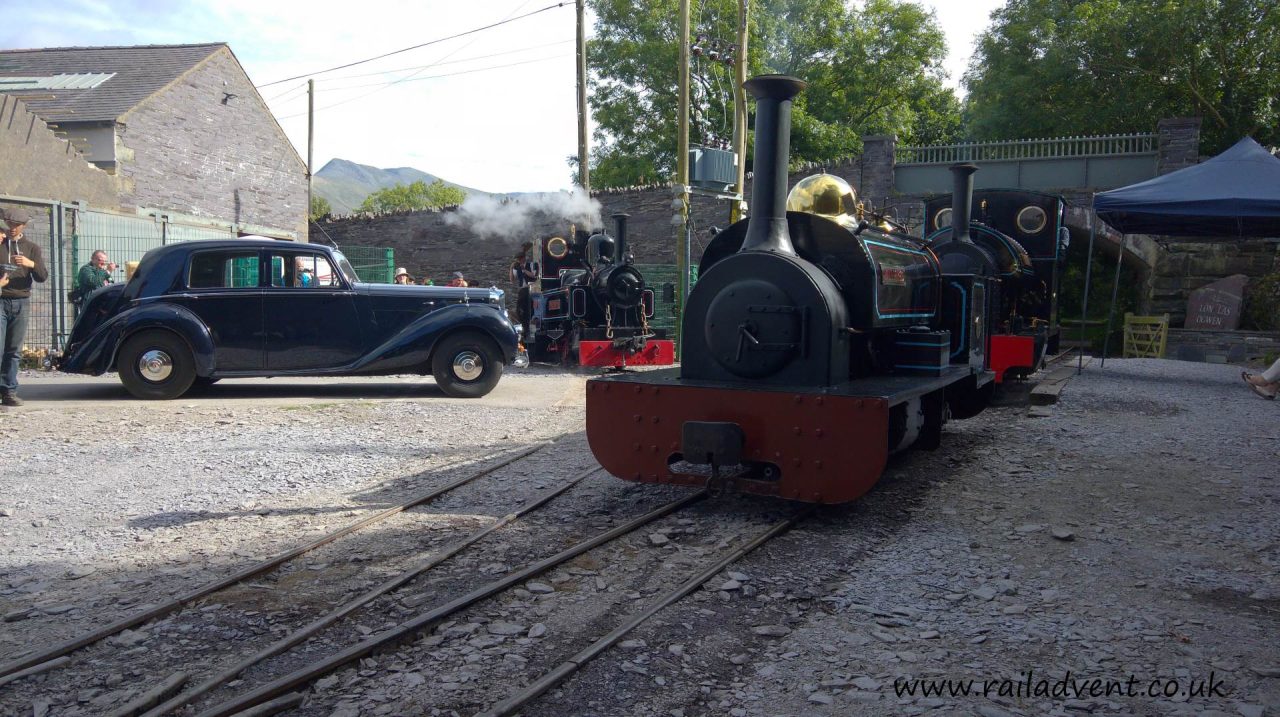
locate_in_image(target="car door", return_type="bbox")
[263,251,364,370]
[165,248,265,371]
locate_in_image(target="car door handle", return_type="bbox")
[177,293,200,300]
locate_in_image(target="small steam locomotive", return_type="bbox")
[527,216,675,367]
[585,74,1063,505]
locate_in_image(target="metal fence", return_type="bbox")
[634,263,698,347]
[338,245,395,284]
[896,133,1156,165]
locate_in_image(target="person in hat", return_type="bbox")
[393,267,413,285]
[510,240,539,341]
[446,271,468,288]
[1,207,49,407]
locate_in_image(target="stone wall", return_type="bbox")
[1166,328,1280,364]
[0,95,119,207]
[1147,241,1280,324]
[117,47,308,239]
[1156,118,1202,175]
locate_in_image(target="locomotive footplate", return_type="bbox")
[586,366,985,504]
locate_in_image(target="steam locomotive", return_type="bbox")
[527,217,675,367]
[584,74,1062,505]
[922,188,1069,382]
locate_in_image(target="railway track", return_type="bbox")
[0,436,572,686]
[3,437,810,717]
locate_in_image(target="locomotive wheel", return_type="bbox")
[432,331,503,398]
[117,330,196,400]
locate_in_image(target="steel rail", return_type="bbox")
[193,489,709,717]
[481,507,813,717]
[0,437,568,681]
[142,466,603,716]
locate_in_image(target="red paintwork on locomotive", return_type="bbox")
[578,340,675,367]
[585,379,889,504]
[989,334,1035,383]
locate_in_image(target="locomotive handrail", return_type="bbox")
[897,132,1156,165]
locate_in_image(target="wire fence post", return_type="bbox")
[1078,206,1096,375]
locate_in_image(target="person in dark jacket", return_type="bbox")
[1,208,49,407]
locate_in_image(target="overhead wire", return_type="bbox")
[256,1,571,88]
[319,39,572,82]
[274,0,546,120]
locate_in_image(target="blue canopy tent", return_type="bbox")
[1079,138,1280,369]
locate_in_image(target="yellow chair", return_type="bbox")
[1122,313,1169,358]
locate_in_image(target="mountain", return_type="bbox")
[313,159,487,214]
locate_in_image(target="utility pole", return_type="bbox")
[731,0,749,223]
[675,0,691,359]
[307,78,315,242]
[576,0,590,191]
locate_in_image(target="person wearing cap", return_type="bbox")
[510,241,539,341]
[1,208,49,407]
[446,271,468,288]
[393,267,413,285]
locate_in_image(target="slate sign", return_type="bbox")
[1185,274,1248,330]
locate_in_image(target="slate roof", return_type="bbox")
[0,43,225,123]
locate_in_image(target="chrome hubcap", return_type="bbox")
[138,349,173,383]
[452,351,484,381]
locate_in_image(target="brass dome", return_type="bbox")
[786,173,858,221]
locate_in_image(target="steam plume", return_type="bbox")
[445,188,602,242]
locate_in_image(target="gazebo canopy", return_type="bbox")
[1093,137,1280,236]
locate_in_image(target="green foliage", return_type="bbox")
[356,180,467,214]
[1242,272,1280,331]
[964,0,1280,153]
[583,0,962,188]
[1057,240,1141,322]
[309,194,331,220]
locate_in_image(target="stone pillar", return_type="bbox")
[1157,117,1201,175]
[860,134,896,209]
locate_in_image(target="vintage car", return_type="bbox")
[58,239,519,399]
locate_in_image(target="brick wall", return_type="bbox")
[0,95,119,207]
[117,48,307,239]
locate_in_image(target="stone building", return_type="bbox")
[0,43,306,238]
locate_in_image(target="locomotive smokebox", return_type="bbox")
[740,75,807,256]
[931,163,996,276]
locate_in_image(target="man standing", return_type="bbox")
[74,250,117,312]
[511,240,540,341]
[1,208,48,407]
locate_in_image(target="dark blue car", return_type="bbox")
[58,239,519,399]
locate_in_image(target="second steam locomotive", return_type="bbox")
[585,74,1066,505]
[526,217,675,367]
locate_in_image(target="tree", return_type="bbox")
[963,0,1280,153]
[310,194,331,220]
[583,0,961,188]
[356,180,467,214]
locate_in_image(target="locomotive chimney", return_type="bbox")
[740,74,807,255]
[949,163,978,243]
[612,212,630,262]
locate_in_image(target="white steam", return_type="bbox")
[444,189,602,242]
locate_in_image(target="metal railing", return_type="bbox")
[897,133,1156,165]
[338,245,395,284]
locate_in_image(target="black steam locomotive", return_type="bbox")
[527,216,674,367]
[585,74,1047,504]
[922,188,1069,381]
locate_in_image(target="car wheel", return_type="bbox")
[431,331,503,398]
[118,330,197,400]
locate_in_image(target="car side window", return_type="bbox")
[270,253,341,288]
[189,251,261,289]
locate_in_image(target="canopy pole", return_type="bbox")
[1099,234,1126,367]
[1078,205,1096,375]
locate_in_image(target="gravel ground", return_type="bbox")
[1,359,1277,717]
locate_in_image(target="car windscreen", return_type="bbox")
[330,251,360,284]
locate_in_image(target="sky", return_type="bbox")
[1,0,1005,197]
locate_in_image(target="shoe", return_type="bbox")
[1250,383,1276,400]
[1,392,23,407]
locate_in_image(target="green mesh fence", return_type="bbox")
[338,245,395,283]
[634,264,698,347]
